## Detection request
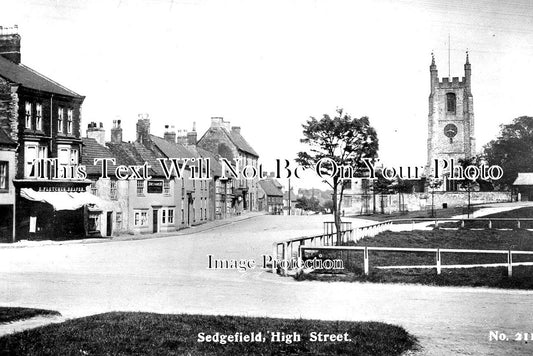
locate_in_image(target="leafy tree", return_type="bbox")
[484,116,533,189]
[427,176,443,218]
[390,178,415,213]
[296,108,379,243]
[295,196,321,212]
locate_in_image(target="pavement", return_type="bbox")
[0,203,532,355]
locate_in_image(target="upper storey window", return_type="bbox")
[446,93,456,113]
[25,102,32,129]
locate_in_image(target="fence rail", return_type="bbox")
[299,245,533,276]
[272,217,533,276]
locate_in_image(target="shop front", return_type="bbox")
[13,180,107,241]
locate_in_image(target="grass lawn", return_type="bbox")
[0,312,418,356]
[299,229,533,289]
[0,307,60,324]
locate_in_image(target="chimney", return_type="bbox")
[136,113,150,145]
[231,126,241,135]
[164,124,176,143]
[222,119,231,131]
[86,121,106,146]
[187,121,197,146]
[111,119,122,143]
[211,117,223,128]
[0,26,21,64]
[176,129,188,145]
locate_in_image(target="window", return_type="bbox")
[90,181,98,195]
[134,210,148,226]
[168,208,174,224]
[116,212,122,229]
[110,180,117,200]
[36,103,42,131]
[70,149,79,165]
[181,177,185,196]
[58,146,70,178]
[0,161,8,190]
[162,209,167,224]
[446,93,456,113]
[137,180,144,196]
[24,144,37,178]
[58,107,64,133]
[88,213,100,232]
[25,102,32,129]
[200,199,203,220]
[67,109,73,134]
[163,180,170,195]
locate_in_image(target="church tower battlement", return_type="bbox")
[427,52,475,190]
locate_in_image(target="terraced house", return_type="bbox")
[83,117,211,236]
[198,117,260,214]
[0,27,105,241]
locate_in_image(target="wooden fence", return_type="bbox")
[272,218,533,276]
[299,245,533,277]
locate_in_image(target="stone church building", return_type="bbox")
[427,52,475,191]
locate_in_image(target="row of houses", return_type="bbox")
[0,27,288,242]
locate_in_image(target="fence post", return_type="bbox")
[364,247,369,275]
[508,250,513,277]
[488,220,492,229]
[272,243,278,274]
[436,248,441,275]
[461,220,465,228]
[297,246,303,273]
[517,219,521,229]
[434,219,439,229]
[411,220,414,231]
[283,242,289,276]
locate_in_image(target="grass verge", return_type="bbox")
[0,307,60,324]
[298,229,533,289]
[439,206,533,229]
[0,312,418,356]
[353,205,477,222]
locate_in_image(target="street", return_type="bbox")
[1,214,532,355]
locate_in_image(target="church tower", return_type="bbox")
[427,52,475,190]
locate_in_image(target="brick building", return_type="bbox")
[198,117,259,213]
[258,179,283,214]
[0,128,17,241]
[0,27,103,241]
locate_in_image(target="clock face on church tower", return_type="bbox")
[444,123,458,138]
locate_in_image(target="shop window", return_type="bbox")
[0,161,8,191]
[88,213,100,232]
[134,210,148,226]
[110,180,117,200]
[137,180,144,196]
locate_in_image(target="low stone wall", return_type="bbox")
[344,191,512,215]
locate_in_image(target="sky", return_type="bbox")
[2,0,533,189]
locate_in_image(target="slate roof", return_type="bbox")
[150,134,195,159]
[81,137,118,176]
[0,55,83,98]
[513,173,533,186]
[226,129,259,157]
[106,142,164,178]
[259,179,283,197]
[0,128,16,147]
[149,134,225,177]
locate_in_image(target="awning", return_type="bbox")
[20,188,110,211]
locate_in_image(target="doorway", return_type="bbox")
[153,209,158,233]
[106,211,112,236]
